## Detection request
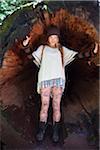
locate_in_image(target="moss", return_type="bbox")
[0,5,33,36]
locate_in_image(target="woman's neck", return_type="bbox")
[47,43,58,48]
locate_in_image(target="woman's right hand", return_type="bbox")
[23,36,31,46]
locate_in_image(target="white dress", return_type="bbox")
[32,45,78,94]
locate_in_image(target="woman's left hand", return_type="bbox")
[93,42,99,54]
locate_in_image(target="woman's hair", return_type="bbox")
[46,41,64,66]
[57,43,64,66]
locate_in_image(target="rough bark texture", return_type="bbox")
[0,1,99,149]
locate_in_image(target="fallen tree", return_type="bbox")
[0,1,99,148]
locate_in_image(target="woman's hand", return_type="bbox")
[87,42,99,66]
[93,42,99,54]
[23,36,31,46]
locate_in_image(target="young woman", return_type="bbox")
[22,25,98,142]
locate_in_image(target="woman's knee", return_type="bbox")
[41,100,49,111]
[40,101,49,115]
[52,87,62,113]
[53,102,60,112]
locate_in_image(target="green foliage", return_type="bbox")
[0,0,43,25]
[0,6,32,36]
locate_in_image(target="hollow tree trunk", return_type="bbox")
[0,1,99,148]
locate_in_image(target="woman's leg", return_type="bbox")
[51,86,63,142]
[40,87,51,123]
[36,87,51,141]
[52,86,63,122]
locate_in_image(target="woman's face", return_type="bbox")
[48,35,59,47]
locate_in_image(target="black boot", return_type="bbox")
[52,122,61,143]
[36,121,47,141]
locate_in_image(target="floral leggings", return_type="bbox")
[40,86,63,123]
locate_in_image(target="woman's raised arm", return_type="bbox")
[74,42,98,59]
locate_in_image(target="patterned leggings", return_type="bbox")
[40,86,63,123]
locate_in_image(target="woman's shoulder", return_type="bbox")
[36,45,45,51]
[62,45,70,49]
[38,45,44,48]
[62,46,69,52]
[62,45,75,52]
